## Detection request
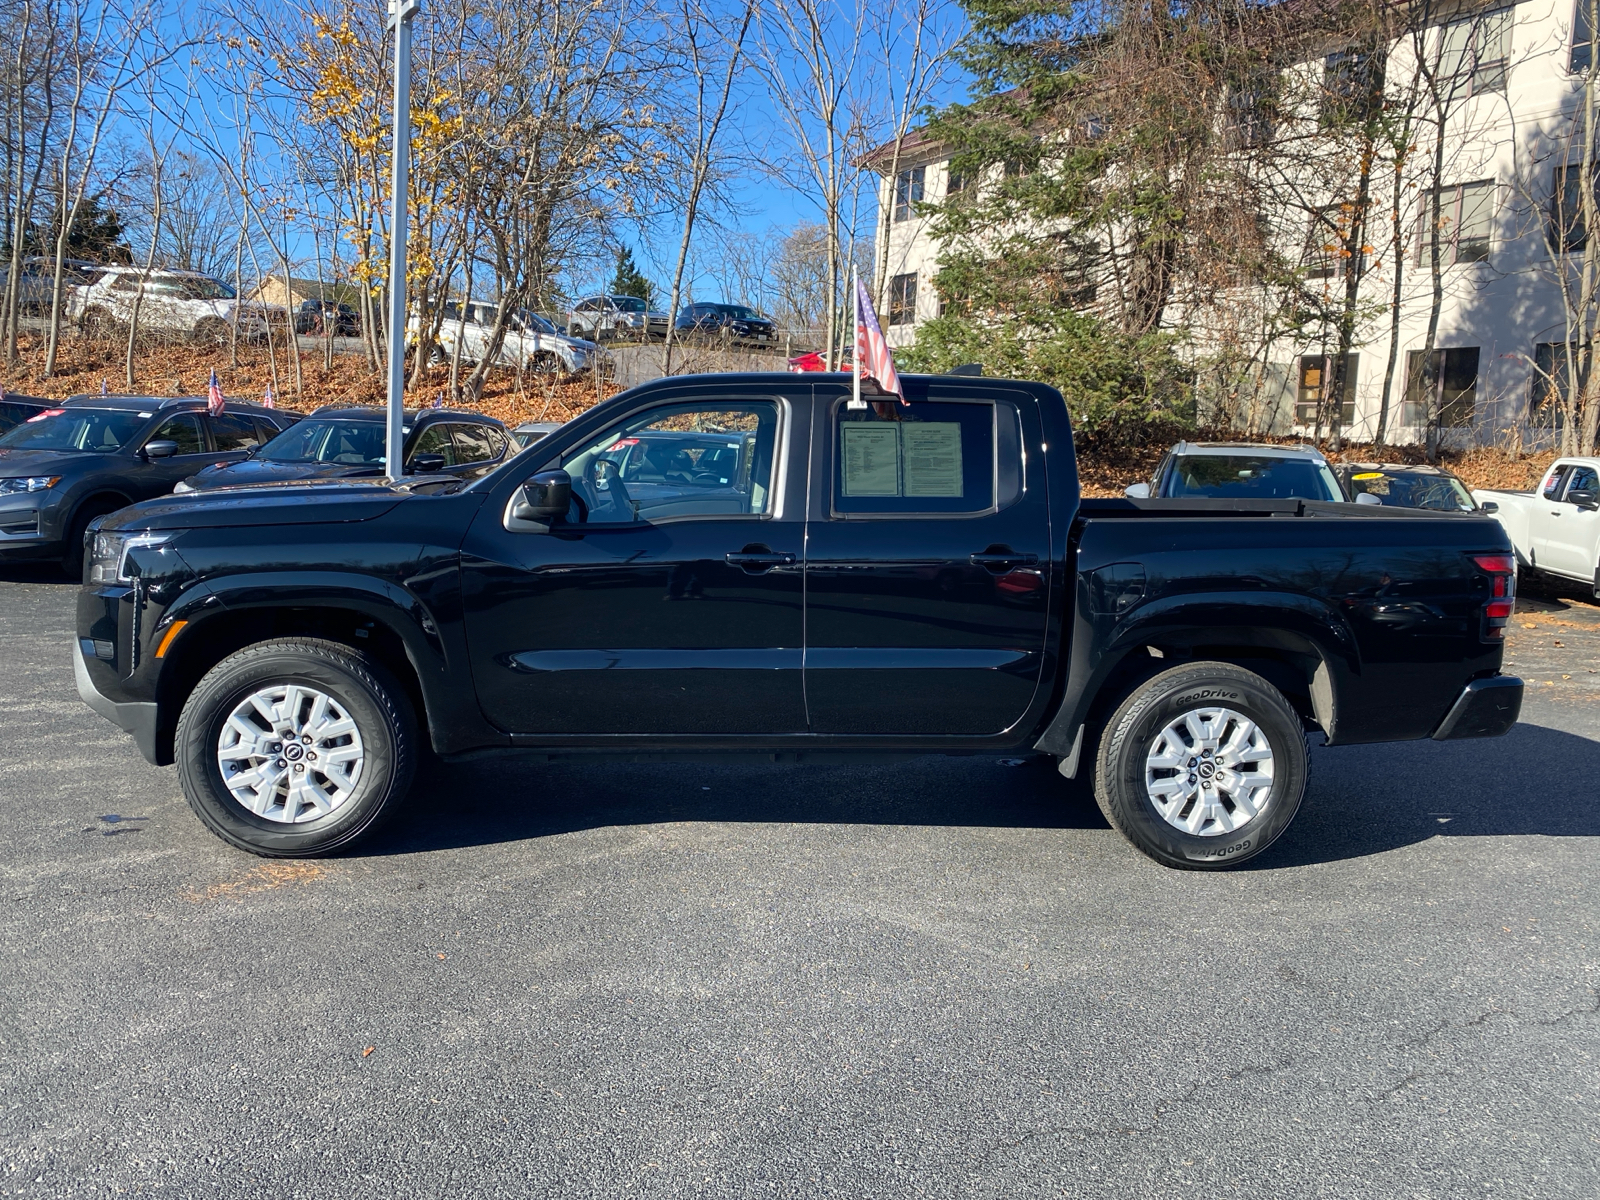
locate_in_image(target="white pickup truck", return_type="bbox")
[1473,457,1600,595]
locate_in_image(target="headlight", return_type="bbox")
[87,531,172,585]
[0,476,59,495]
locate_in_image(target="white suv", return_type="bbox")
[68,267,281,343]
[416,301,607,376]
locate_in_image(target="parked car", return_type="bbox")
[566,294,671,341]
[787,351,850,372]
[293,299,360,337]
[675,302,778,345]
[1125,442,1345,502]
[0,393,52,435]
[511,421,563,450]
[68,267,283,344]
[421,302,605,376]
[0,257,104,313]
[174,405,511,493]
[1473,457,1600,595]
[1335,462,1481,512]
[72,370,1521,869]
[0,393,297,573]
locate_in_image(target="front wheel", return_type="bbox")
[175,639,417,857]
[1091,661,1308,870]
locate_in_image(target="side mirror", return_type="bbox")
[1478,500,1499,515]
[1123,482,1152,499]
[513,469,572,522]
[409,453,448,474]
[143,439,178,459]
[1567,488,1598,510]
[1354,492,1383,505]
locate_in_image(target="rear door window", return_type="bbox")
[832,399,1000,516]
[209,412,264,451]
[451,423,496,464]
[1543,466,1571,499]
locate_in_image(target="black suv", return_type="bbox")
[292,299,360,337]
[176,405,510,492]
[0,393,298,572]
[674,302,777,345]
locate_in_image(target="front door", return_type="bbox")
[461,394,806,735]
[135,411,212,498]
[803,385,1054,736]
[1544,463,1600,580]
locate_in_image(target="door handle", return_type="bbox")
[726,545,796,573]
[970,547,1039,572]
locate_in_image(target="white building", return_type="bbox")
[868,0,1600,446]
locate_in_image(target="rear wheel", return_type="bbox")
[80,306,117,339]
[175,638,417,857]
[1091,661,1308,870]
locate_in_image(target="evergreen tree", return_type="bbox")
[609,246,652,303]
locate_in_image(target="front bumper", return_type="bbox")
[1431,675,1523,740]
[74,641,161,763]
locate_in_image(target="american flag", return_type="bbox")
[855,276,904,403]
[207,368,225,417]
[100,377,108,396]
[261,384,275,410]
[431,391,444,409]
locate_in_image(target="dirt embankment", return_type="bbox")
[1,335,1568,492]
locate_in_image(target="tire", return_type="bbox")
[60,498,125,578]
[80,306,117,338]
[1091,660,1308,870]
[175,638,418,857]
[193,317,230,346]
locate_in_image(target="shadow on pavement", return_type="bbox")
[0,563,75,586]
[360,720,1598,867]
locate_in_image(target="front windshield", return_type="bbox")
[1170,454,1342,501]
[612,296,647,313]
[0,407,146,453]
[176,276,236,300]
[258,419,386,465]
[717,305,759,320]
[1346,469,1475,512]
[514,308,557,335]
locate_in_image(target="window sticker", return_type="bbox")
[901,423,963,497]
[841,424,900,496]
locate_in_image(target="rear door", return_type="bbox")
[802,382,1053,736]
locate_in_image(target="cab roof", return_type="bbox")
[307,404,506,427]
[60,393,287,414]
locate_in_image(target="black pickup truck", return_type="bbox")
[73,372,1523,869]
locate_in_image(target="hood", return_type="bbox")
[101,477,411,532]
[187,458,383,488]
[0,446,114,476]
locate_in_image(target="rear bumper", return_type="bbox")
[1431,675,1523,740]
[74,642,161,763]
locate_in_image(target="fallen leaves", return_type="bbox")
[181,862,325,903]
[362,1046,375,1058]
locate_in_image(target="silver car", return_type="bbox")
[428,302,605,376]
[567,294,671,341]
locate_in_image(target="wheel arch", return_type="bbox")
[1037,597,1358,771]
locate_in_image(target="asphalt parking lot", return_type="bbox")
[2,567,1596,1199]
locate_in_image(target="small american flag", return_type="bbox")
[100,377,108,396]
[855,276,904,403]
[207,368,225,417]
[262,384,275,410]
[431,391,444,409]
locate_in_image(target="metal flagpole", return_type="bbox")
[384,0,419,484]
[849,265,864,409]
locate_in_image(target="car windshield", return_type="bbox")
[514,308,557,335]
[716,305,760,320]
[176,276,236,300]
[0,407,146,453]
[1346,469,1475,512]
[612,296,647,312]
[1169,454,1341,501]
[258,419,386,465]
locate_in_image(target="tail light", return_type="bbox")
[1471,553,1516,640]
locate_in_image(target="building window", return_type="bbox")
[1307,206,1366,280]
[1442,8,1512,97]
[1402,347,1480,428]
[888,272,917,326]
[946,164,965,195]
[893,166,924,222]
[1532,342,1579,425]
[1322,49,1383,122]
[1574,0,1594,72]
[1551,163,1599,251]
[1296,354,1358,426]
[1227,78,1276,149]
[1417,181,1495,265]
